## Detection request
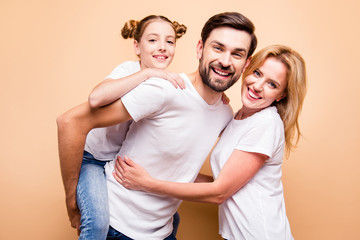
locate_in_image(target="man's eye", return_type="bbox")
[233,53,243,58]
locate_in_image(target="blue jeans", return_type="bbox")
[77,151,110,240]
[107,225,177,240]
[77,151,180,240]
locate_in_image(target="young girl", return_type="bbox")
[113,45,307,240]
[71,15,187,240]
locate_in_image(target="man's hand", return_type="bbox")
[66,197,81,235]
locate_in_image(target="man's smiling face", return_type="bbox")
[197,26,252,92]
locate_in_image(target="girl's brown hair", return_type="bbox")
[121,15,187,42]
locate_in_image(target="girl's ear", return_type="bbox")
[134,40,140,56]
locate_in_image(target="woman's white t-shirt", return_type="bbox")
[210,106,293,240]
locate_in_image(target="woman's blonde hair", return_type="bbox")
[121,15,187,42]
[242,45,307,158]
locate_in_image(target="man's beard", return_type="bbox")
[199,58,241,92]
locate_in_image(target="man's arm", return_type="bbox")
[56,99,131,230]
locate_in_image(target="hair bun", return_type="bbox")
[172,21,187,39]
[121,20,139,39]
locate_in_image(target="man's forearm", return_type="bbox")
[57,100,131,226]
[57,104,90,221]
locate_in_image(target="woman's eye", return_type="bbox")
[268,82,277,88]
[167,40,174,44]
[253,70,261,77]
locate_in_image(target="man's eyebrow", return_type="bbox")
[211,41,247,53]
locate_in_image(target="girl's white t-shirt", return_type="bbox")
[84,61,140,160]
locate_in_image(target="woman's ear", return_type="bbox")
[134,40,140,56]
[276,93,286,102]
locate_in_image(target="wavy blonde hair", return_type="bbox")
[242,45,307,158]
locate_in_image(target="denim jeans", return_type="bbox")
[77,151,180,240]
[106,225,177,240]
[77,151,110,240]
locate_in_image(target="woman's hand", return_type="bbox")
[145,68,185,89]
[113,156,152,191]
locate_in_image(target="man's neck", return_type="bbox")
[188,71,223,105]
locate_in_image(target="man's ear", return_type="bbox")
[196,40,203,60]
[134,40,140,56]
[242,56,252,73]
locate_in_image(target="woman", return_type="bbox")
[113,45,307,240]
[68,15,187,240]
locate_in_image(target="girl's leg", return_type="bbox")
[77,151,109,240]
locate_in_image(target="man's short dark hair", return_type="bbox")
[201,12,257,58]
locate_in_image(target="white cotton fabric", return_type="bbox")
[210,106,293,240]
[84,61,140,160]
[105,74,233,239]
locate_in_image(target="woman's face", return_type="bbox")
[135,20,176,70]
[241,57,287,112]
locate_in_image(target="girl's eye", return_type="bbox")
[253,70,261,77]
[149,39,156,42]
[167,40,174,44]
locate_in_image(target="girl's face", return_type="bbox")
[135,20,176,70]
[241,57,287,112]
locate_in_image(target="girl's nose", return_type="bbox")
[158,41,166,52]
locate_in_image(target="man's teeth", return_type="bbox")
[213,68,230,76]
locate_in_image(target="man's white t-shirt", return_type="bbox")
[84,61,140,160]
[210,106,293,240]
[105,74,233,239]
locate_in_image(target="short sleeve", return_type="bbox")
[235,116,282,157]
[105,61,140,79]
[120,77,169,122]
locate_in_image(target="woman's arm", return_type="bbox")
[113,150,267,204]
[88,68,185,108]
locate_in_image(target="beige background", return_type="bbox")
[1,0,359,239]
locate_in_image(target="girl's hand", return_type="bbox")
[221,93,230,105]
[145,68,185,89]
[113,156,151,191]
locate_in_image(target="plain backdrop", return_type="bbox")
[1,0,359,239]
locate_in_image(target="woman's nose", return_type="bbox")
[253,80,264,91]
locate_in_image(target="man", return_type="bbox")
[57,12,257,240]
